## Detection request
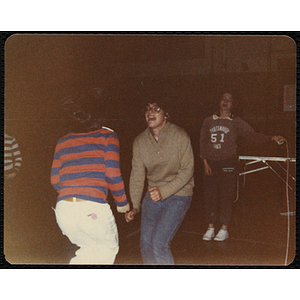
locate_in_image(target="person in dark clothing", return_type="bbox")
[200,93,285,241]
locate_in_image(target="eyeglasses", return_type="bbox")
[145,105,162,114]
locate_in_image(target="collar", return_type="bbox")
[212,114,233,121]
[147,121,170,142]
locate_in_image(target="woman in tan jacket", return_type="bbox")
[125,97,194,265]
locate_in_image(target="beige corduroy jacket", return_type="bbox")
[129,122,194,211]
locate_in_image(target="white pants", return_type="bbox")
[54,200,119,265]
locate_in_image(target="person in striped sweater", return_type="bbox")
[4,133,22,180]
[51,121,129,265]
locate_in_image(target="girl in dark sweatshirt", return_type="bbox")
[200,92,285,241]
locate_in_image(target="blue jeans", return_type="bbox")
[140,192,192,265]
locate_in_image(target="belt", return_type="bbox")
[64,197,86,202]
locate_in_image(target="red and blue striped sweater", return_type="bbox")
[51,127,128,208]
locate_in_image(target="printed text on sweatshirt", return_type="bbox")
[200,116,272,161]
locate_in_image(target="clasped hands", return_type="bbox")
[125,186,162,223]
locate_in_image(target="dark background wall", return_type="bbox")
[3,34,296,263]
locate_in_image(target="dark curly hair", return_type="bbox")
[61,87,110,133]
[143,95,172,120]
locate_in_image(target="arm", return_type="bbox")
[5,137,22,179]
[158,134,194,200]
[237,118,286,145]
[50,143,62,191]
[12,139,22,173]
[129,139,146,212]
[104,133,129,213]
[236,118,270,143]
[203,159,212,176]
[199,118,210,161]
[199,119,212,176]
[126,140,146,222]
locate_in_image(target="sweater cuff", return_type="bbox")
[116,203,130,213]
[132,204,140,213]
[159,187,170,201]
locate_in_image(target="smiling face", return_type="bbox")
[220,93,233,113]
[145,103,167,131]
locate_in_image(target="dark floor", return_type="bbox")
[3,166,296,267]
[114,180,296,266]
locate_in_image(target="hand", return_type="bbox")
[125,209,138,223]
[149,186,162,202]
[203,160,212,176]
[272,136,286,145]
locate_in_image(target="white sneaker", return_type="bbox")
[203,228,215,241]
[214,228,229,241]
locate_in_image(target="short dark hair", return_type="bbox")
[61,87,109,133]
[144,96,172,117]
